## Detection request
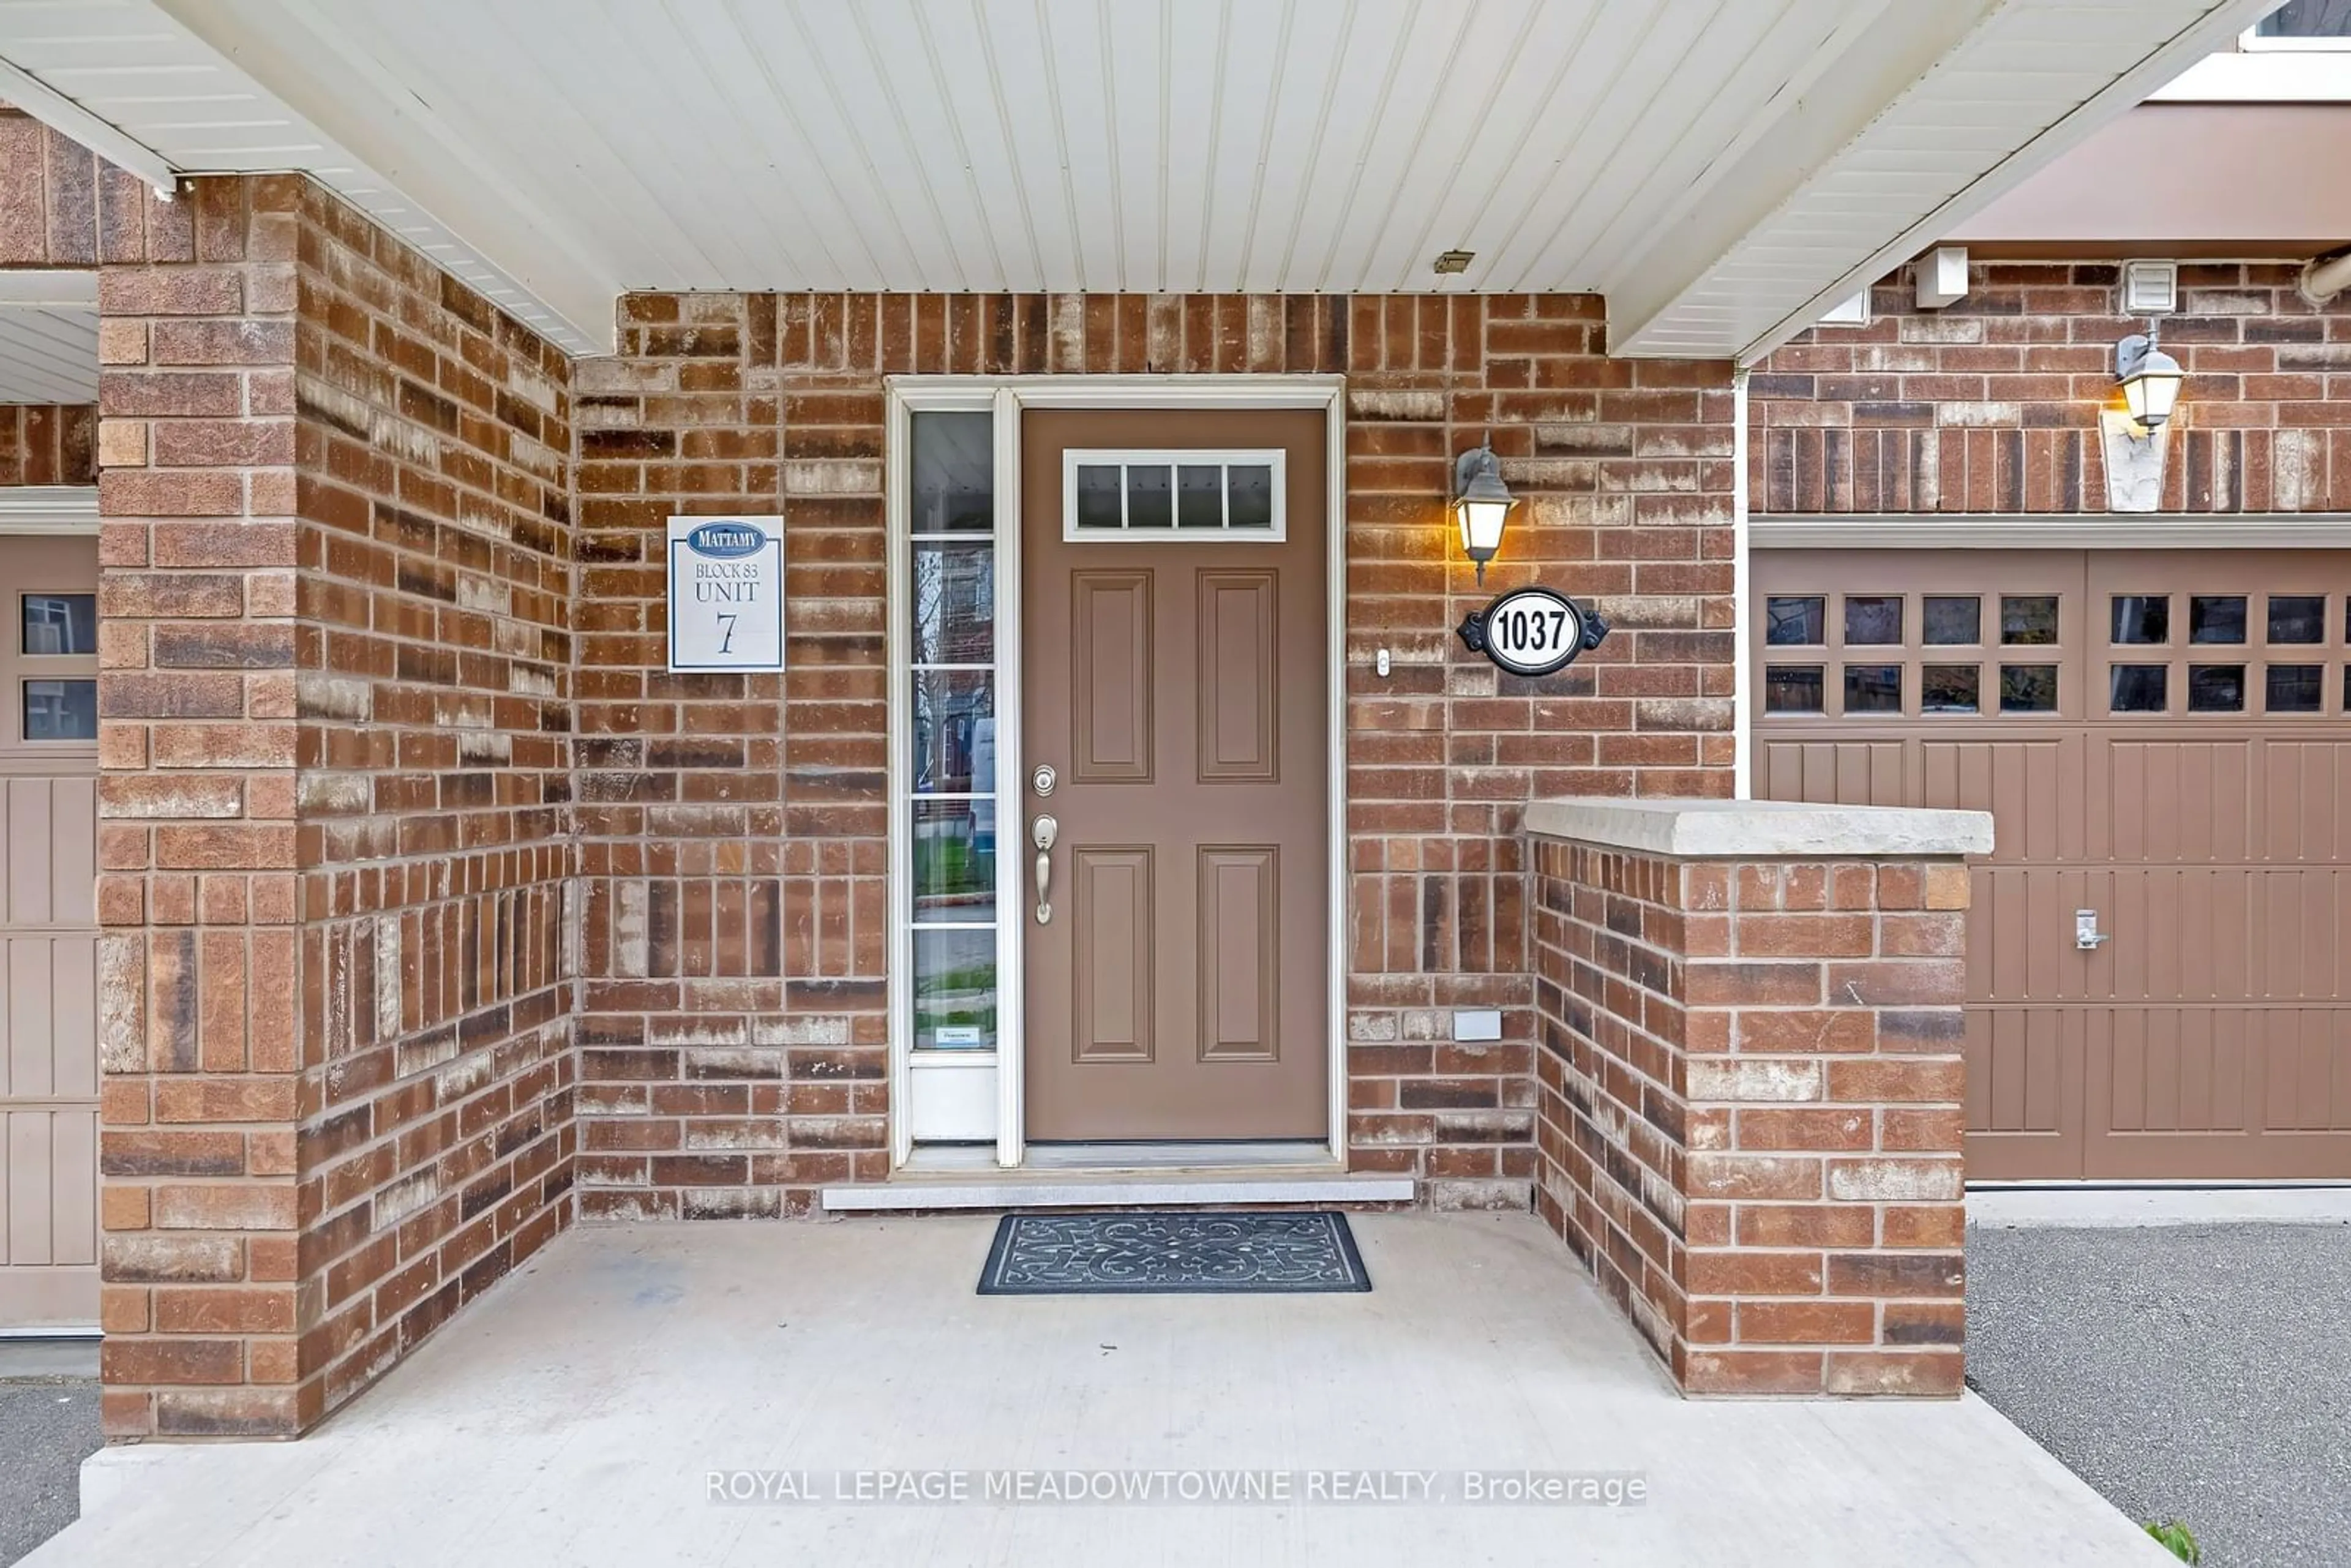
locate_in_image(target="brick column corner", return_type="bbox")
[96,175,309,1438]
[95,172,579,1439]
[1526,798,1989,1398]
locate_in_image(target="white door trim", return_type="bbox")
[883,375,1348,1171]
[1753,512,2351,550]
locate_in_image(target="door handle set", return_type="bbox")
[1031,813,1058,925]
[2074,909,2112,951]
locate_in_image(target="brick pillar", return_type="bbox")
[94,173,579,1439]
[1527,798,1988,1398]
[96,176,308,1436]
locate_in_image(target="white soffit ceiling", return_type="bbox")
[0,271,97,402]
[0,0,604,352]
[0,0,2276,361]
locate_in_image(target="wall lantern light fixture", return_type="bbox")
[1453,441,1518,584]
[2113,321,2184,435]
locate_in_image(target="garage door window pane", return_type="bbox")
[2110,664,2169,712]
[2267,664,2323,713]
[2001,595,2059,645]
[2000,664,2058,713]
[1844,596,1903,646]
[23,678,96,740]
[1766,596,1824,646]
[2268,595,2326,644]
[2188,596,2246,644]
[21,592,96,655]
[2187,664,2244,712]
[1921,664,1979,713]
[1763,666,1824,713]
[2110,595,2170,645]
[1843,664,1902,714]
[1923,596,1979,645]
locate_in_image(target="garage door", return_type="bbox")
[1755,548,2351,1182]
[0,536,99,1329]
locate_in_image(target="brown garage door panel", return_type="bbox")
[0,537,101,1329]
[1758,548,2351,1182]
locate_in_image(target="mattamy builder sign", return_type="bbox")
[666,516,785,672]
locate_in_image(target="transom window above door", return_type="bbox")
[1063,450,1286,541]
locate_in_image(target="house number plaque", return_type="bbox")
[1455,585,1608,678]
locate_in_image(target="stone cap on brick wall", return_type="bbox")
[1523,797,1992,859]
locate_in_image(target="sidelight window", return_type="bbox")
[907,410,1000,1053]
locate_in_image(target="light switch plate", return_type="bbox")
[1454,1008,1503,1042]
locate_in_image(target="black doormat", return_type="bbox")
[977,1210,1371,1295]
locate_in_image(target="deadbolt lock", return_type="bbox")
[1032,763,1057,797]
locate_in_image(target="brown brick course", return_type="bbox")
[1752,259,2351,513]
[1529,838,1969,1398]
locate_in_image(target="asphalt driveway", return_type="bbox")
[0,1375,102,1567]
[1967,1221,2351,1568]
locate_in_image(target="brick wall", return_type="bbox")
[0,103,132,487]
[1529,834,1968,1397]
[573,292,1736,1218]
[1752,260,2351,513]
[287,184,576,1420]
[0,104,158,267]
[94,174,576,1438]
[0,404,96,485]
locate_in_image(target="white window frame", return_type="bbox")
[1060,448,1288,542]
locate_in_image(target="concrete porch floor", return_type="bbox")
[30,1213,2169,1566]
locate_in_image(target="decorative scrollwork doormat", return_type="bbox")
[976,1210,1371,1295]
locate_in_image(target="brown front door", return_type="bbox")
[1021,409,1327,1141]
[1755,546,2351,1182]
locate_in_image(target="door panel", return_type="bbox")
[1071,571,1154,781]
[1071,847,1154,1063]
[0,536,100,1328]
[1758,547,2351,1181]
[1196,572,1278,781]
[1022,409,1327,1141]
[1198,846,1279,1060]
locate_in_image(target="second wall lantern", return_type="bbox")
[1453,441,1518,583]
[2114,323,2184,433]
[2099,318,2187,511]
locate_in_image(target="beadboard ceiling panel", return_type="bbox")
[0,0,2274,359]
[0,308,98,403]
[0,0,608,352]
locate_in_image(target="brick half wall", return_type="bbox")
[1528,805,1979,1398]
